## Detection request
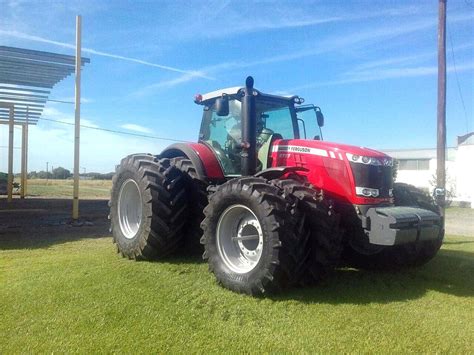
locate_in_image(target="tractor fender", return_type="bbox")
[160,143,224,181]
[255,166,309,180]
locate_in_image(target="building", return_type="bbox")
[382,132,474,208]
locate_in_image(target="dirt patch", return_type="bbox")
[0,197,110,249]
[1,198,471,251]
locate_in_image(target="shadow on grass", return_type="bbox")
[2,197,473,304]
[267,247,474,304]
[159,243,474,303]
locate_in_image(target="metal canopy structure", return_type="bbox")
[0,37,89,206]
[0,45,89,124]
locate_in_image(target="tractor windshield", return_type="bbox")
[199,97,297,175]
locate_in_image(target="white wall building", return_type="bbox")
[382,132,474,208]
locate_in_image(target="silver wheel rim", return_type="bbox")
[118,178,142,239]
[216,204,264,274]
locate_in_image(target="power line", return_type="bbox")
[448,28,470,133]
[34,116,190,143]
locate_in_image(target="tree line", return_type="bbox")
[12,167,114,180]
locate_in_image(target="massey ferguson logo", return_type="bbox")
[279,146,311,153]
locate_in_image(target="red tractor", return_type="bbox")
[110,77,443,295]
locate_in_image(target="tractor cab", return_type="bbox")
[195,86,324,176]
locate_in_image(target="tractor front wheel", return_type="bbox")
[200,177,300,295]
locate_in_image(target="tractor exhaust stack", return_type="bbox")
[241,76,257,176]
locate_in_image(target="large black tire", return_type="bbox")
[171,157,208,254]
[342,183,444,270]
[393,182,439,213]
[273,179,342,285]
[200,177,303,295]
[109,154,188,259]
[393,183,444,267]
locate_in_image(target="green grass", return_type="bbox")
[1,235,473,353]
[18,179,112,199]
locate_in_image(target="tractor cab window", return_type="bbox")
[201,99,242,175]
[296,108,319,140]
[199,97,298,177]
[259,106,295,140]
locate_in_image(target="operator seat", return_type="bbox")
[257,129,282,171]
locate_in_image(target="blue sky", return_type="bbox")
[1,0,473,173]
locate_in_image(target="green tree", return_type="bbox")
[52,167,71,179]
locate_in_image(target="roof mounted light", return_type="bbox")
[293,97,305,104]
[194,93,203,104]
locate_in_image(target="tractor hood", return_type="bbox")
[270,139,394,204]
[271,139,392,163]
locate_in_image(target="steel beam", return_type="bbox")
[0,92,48,100]
[0,85,50,94]
[0,120,37,125]
[8,105,14,202]
[20,123,26,198]
[0,45,90,65]
[24,110,29,196]
[0,96,47,104]
[0,78,54,88]
[0,113,39,118]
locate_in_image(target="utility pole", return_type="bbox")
[73,15,82,220]
[436,0,447,218]
[46,162,49,183]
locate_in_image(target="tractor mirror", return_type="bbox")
[316,109,324,127]
[215,96,229,116]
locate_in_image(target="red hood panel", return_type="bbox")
[270,139,393,205]
[273,139,391,159]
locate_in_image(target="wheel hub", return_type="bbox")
[118,178,142,239]
[216,204,264,274]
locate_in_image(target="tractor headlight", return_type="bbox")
[356,187,380,198]
[346,153,389,166]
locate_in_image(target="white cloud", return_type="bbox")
[120,124,153,134]
[51,96,94,104]
[164,2,427,40]
[135,13,474,95]
[26,124,165,173]
[286,62,474,91]
[132,72,206,96]
[0,29,211,79]
[0,115,167,174]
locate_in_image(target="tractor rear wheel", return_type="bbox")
[171,157,208,254]
[200,177,302,295]
[273,179,342,285]
[343,183,444,270]
[109,154,188,259]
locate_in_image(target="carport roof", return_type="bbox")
[0,46,90,126]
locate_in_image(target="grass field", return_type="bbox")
[1,233,473,353]
[17,179,112,199]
